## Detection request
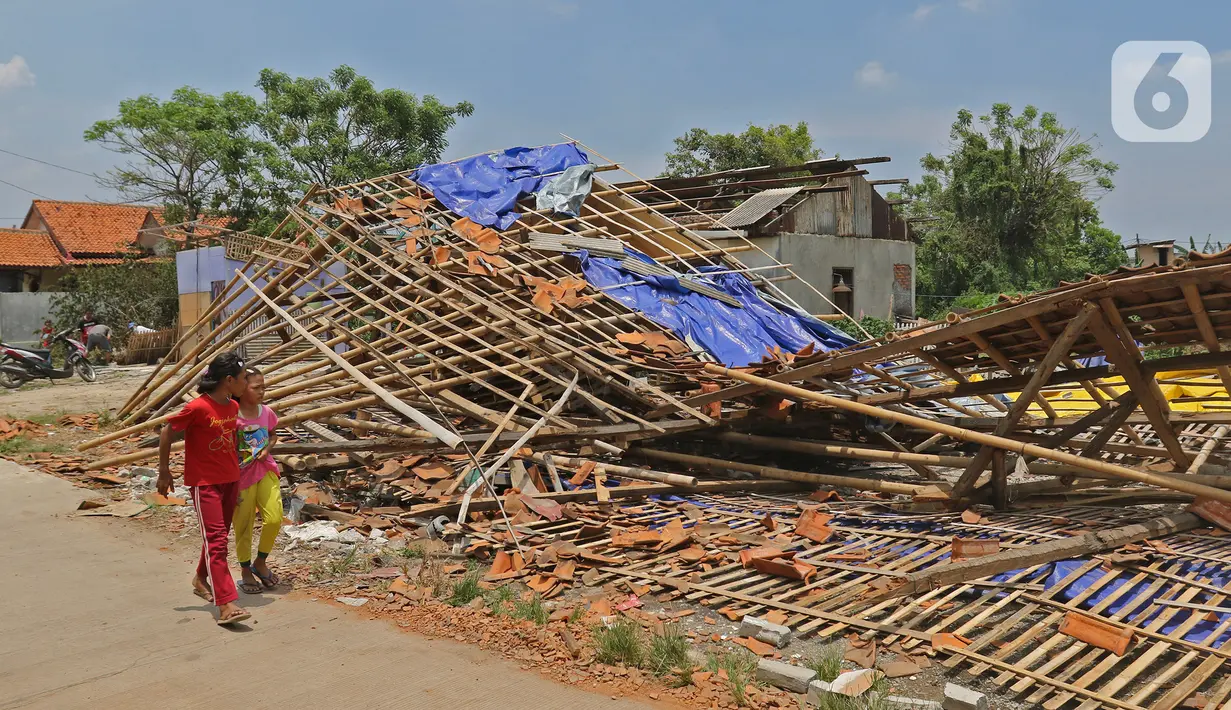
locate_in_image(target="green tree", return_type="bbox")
[84,88,265,225]
[660,122,821,178]
[255,65,474,192]
[898,104,1125,316]
[49,260,179,349]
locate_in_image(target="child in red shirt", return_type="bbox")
[158,351,251,626]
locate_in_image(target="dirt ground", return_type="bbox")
[1,365,993,709]
[0,364,154,419]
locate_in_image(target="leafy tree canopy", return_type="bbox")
[84,88,264,224]
[86,66,473,234]
[50,260,178,348]
[897,104,1125,317]
[661,122,820,178]
[255,65,474,192]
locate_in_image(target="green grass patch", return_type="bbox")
[485,585,516,615]
[511,594,549,625]
[593,618,646,667]
[705,649,761,707]
[395,542,426,559]
[446,569,483,607]
[804,642,845,682]
[647,623,691,676]
[0,436,66,456]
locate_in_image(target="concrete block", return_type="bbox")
[942,683,988,710]
[807,679,833,706]
[756,659,816,694]
[887,696,943,710]
[738,615,793,648]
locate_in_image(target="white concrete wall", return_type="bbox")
[0,292,58,347]
[715,233,915,319]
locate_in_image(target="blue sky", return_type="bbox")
[1,0,1229,248]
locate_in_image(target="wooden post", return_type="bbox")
[1086,307,1191,468]
[952,304,1096,497]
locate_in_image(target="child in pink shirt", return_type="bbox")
[232,367,283,594]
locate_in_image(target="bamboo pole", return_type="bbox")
[630,447,927,496]
[715,432,969,467]
[236,270,463,448]
[704,363,1231,505]
[529,453,699,487]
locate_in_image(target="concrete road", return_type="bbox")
[0,461,650,709]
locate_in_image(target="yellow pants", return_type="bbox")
[234,472,283,564]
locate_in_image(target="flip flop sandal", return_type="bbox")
[192,587,214,604]
[239,580,263,595]
[217,610,252,626]
[254,568,280,589]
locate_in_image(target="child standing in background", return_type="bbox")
[233,367,283,594]
[158,351,250,626]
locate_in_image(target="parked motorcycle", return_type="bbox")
[0,329,97,389]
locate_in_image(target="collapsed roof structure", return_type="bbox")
[77,141,1231,709]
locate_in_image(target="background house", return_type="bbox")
[624,157,921,321]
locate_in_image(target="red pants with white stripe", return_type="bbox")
[191,482,239,607]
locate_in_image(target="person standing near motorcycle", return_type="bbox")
[79,311,113,363]
[157,351,252,626]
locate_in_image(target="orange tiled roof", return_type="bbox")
[28,200,154,256]
[0,228,65,268]
[150,208,233,230]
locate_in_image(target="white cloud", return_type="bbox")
[1212,49,1231,65]
[0,55,35,92]
[855,61,897,88]
[958,0,985,11]
[912,4,937,20]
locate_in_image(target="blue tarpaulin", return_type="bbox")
[411,144,591,230]
[577,248,857,367]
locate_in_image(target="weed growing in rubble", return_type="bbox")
[418,557,450,598]
[396,543,425,560]
[593,618,646,667]
[485,585,516,615]
[812,673,891,710]
[96,409,114,429]
[0,436,67,456]
[511,594,549,625]
[647,623,690,676]
[567,606,584,624]
[805,642,845,682]
[705,649,760,707]
[447,570,483,607]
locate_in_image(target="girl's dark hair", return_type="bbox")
[198,351,245,394]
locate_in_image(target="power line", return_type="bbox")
[0,147,98,178]
[0,178,49,199]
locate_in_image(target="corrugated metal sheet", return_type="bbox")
[718,186,802,228]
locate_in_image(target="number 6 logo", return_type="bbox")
[1113,41,1211,143]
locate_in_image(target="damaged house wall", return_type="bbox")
[709,231,916,319]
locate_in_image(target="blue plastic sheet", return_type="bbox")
[412,144,590,230]
[989,558,1231,646]
[578,248,856,367]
